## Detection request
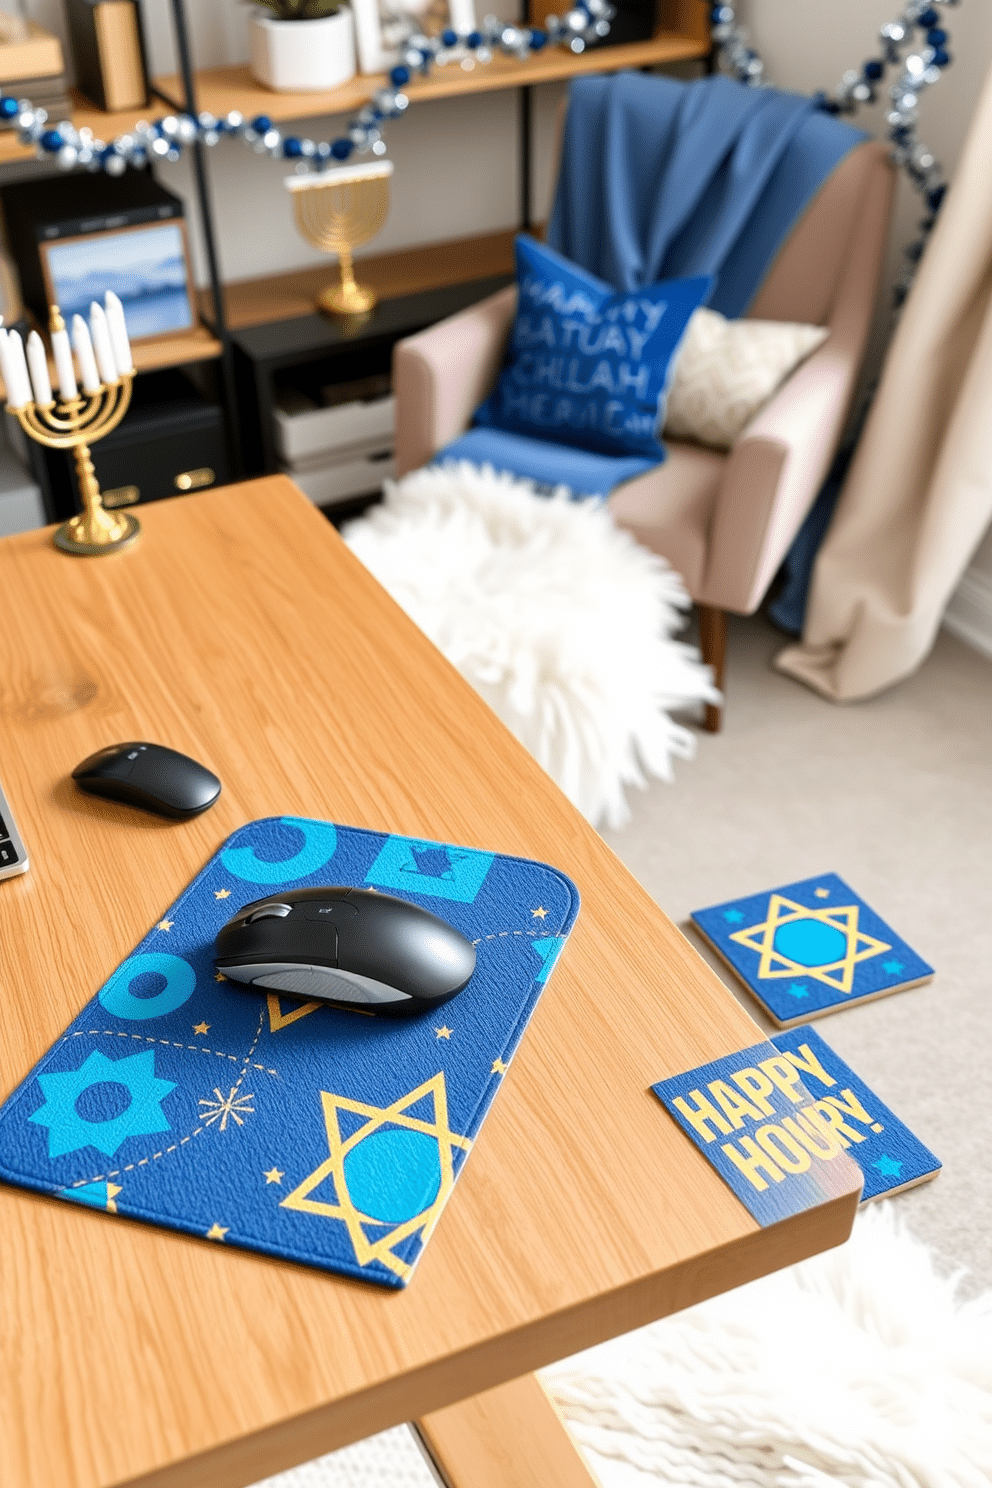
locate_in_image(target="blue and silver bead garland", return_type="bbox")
[712,1,960,301]
[0,3,613,175]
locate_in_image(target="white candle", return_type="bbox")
[104,292,133,374]
[448,0,475,33]
[72,314,102,393]
[6,331,33,409]
[89,301,118,385]
[50,315,78,401]
[0,328,16,407]
[26,330,53,405]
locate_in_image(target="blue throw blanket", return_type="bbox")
[547,72,866,318]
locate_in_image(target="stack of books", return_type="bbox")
[0,22,71,128]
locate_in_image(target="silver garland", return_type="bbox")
[0,4,613,175]
[711,1,959,301]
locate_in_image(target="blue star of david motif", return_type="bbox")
[723,909,744,924]
[873,1154,903,1178]
[882,959,904,975]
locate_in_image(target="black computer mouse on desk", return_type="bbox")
[214,887,477,1015]
[72,742,221,820]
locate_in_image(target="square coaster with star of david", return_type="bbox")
[0,818,579,1288]
[770,1026,941,1202]
[690,873,934,1027]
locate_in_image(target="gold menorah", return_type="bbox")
[286,161,393,317]
[2,301,138,556]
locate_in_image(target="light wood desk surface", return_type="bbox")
[0,479,860,1488]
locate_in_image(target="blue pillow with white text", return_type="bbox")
[474,235,712,461]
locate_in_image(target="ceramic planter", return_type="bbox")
[248,9,356,92]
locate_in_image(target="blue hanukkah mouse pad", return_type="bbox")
[0,818,579,1288]
[690,873,934,1027]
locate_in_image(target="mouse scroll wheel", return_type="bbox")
[247,903,293,923]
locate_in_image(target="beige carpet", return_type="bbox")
[601,613,992,1292]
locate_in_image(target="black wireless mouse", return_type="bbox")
[72,742,221,820]
[214,886,477,1015]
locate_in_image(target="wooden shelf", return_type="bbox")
[0,30,707,164]
[0,324,222,402]
[155,31,708,120]
[202,226,517,331]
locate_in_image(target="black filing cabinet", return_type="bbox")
[231,275,512,480]
[18,368,230,523]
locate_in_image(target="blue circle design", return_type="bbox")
[99,953,197,1020]
[75,1081,133,1122]
[343,1128,442,1224]
[220,818,338,885]
[773,918,847,967]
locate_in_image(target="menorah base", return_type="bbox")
[53,508,140,557]
[319,281,377,317]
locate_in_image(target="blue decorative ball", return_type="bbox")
[917,7,939,28]
[251,114,273,133]
[932,48,950,66]
[529,27,547,48]
[390,65,410,85]
[927,184,946,211]
[442,28,458,45]
[926,28,947,46]
[467,30,482,46]
[0,96,18,119]
[40,129,63,153]
[864,59,883,80]
[283,137,303,158]
[330,137,353,160]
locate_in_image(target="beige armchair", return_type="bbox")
[392,140,895,728]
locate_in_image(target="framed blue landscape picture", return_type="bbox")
[40,221,196,345]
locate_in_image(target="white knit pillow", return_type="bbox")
[663,307,829,451]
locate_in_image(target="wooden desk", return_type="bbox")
[0,479,861,1488]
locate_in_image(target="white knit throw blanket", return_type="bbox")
[541,1203,992,1488]
[343,461,719,829]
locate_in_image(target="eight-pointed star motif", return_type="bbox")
[29,1048,176,1158]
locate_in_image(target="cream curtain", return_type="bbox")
[775,56,992,701]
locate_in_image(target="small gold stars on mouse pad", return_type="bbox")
[0,819,579,1287]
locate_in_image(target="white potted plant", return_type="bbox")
[248,0,356,92]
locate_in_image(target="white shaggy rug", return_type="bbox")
[248,1206,991,1488]
[342,462,718,829]
[542,1203,992,1488]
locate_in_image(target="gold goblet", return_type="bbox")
[286,161,393,317]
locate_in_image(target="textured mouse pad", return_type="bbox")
[0,818,579,1287]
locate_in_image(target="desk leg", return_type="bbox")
[415,1373,598,1488]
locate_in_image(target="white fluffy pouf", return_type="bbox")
[541,1203,992,1488]
[342,461,718,829]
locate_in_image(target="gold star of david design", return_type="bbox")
[280,1072,471,1281]
[729,894,890,994]
[265,993,322,1032]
